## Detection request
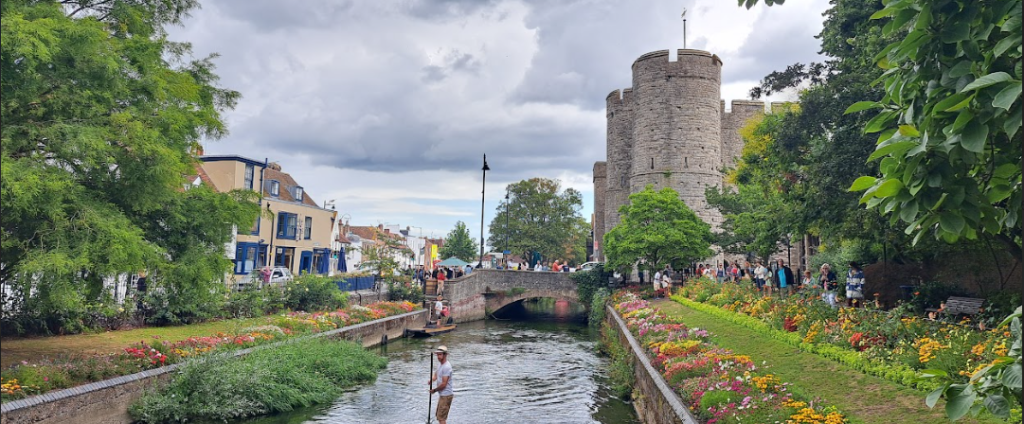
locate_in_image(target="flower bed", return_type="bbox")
[674,279,1015,392]
[0,301,416,401]
[612,291,847,424]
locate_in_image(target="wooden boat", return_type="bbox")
[405,322,457,337]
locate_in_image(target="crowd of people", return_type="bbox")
[678,259,867,308]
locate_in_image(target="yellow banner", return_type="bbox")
[431,244,438,259]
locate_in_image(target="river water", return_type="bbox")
[245,300,640,424]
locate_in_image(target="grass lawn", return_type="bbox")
[0,316,271,368]
[654,299,1005,424]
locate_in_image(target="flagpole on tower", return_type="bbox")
[681,8,688,49]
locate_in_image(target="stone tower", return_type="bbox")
[595,48,771,264]
[629,49,724,228]
[592,162,606,261]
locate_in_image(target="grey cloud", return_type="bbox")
[404,0,502,21]
[209,0,355,31]
[721,2,828,83]
[421,51,481,83]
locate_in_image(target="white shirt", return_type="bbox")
[434,300,443,315]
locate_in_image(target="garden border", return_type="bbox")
[607,304,700,424]
[0,309,428,424]
[670,296,936,392]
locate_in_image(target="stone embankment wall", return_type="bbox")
[607,305,699,424]
[0,309,428,424]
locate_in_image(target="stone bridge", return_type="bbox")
[443,269,578,322]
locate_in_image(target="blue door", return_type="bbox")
[299,251,313,275]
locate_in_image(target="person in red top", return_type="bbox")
[436,268,446,295]
[552,260,562,272]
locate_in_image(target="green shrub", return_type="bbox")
[284,275,348,312]
[599,321,635,399]
[129,338,387,423]
[571,264,611,308]
[589,288,609,326]
[387,280,424,304]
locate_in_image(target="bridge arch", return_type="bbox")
[443,269,579,322]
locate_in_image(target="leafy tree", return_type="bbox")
[1,0,258,333]
[439,221,477,263]
[487,178,589,265]
[358,227,406,279]
[847,0,1022,267]
[604,186,713,274]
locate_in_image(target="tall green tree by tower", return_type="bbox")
[1,0,259,333]
[438,221,477,263]
[604,186,713,275]
[487,178,589,265]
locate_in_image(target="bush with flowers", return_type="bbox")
[611,291,848,424]
[672,278,1022,419]
[0,301,418,402]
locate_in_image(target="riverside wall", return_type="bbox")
[607,305,699,424]
[0,309,428,424]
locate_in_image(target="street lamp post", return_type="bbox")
[267,203,276,267]
[501,186,505,270]
[478,154,490,269]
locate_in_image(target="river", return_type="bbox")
[245,299,640,424]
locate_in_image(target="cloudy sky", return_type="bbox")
[170,0,830,244]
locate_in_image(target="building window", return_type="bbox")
[304,216,313,239]
[274,247,295,269]
[270,180,280,197]
[233,243,260,275]
[277,212,298,239]
[244,164,254,190]
[294,186,303,200]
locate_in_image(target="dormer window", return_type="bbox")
[294,186,303,200]
[270,180,280,196]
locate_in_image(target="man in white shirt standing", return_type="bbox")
[430,345,454,424]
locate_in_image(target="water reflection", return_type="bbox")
[244,299,638,424]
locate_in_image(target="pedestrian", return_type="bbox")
[430,345,454,424]
[729,263,740,283]
[800,270,813,291]
[776,260,794,297]
[819,263,838,308]
[436,269,446,296]
[534,261,543,272]
[846,261,866,307]
[716,264,726,284]
[661,266,673,291]
[753,261,767,293]
[464,264,473,275]
[433,295,444,324]
[552,260,562,272]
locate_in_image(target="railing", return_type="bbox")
[335,276,376,291]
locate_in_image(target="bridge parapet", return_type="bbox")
[444,269,577,322]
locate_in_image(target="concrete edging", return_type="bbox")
[0,309,428,424]
[607,304,700,424]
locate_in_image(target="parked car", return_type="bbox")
[579,261,604,271]
[240,266,293,290]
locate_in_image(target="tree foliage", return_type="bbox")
[847,0,1022,261]
[1,0,258,333]
[486,178,589,264]
[707,112,798,262]
[438,221,477,263]
[604,186,712,274]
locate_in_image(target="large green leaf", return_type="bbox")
[874,179,904,197]
[848,176,877,192]
[960,120,989,153]
[960,72,1013,92]
[982,395,1011,419]
[1003,363,1022,389]
[939,213,965,234]
[944,385,976,421]
[992,82,1021,111]
[925,386,945,409]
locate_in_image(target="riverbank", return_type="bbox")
[656,299,1005,424]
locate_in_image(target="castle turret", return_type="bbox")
[605,88,634,237]
[629,49,724,228]
[592,162,607,261]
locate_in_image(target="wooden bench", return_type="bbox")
[926,296,985,317]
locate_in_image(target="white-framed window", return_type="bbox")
[244,164,254,190]
[270,180,280,196]
[294,186,303,200]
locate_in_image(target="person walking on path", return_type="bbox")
[776,260,794,297]
[819,263,838,308]
[430,345,454,424]
[754,261,768,294]
[846,261,866,308]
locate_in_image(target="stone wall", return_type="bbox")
[593,161,607,261]
[720,100,765,172]
[607,305,699,424]
[0,309,428,424]
[445,269,577,322]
